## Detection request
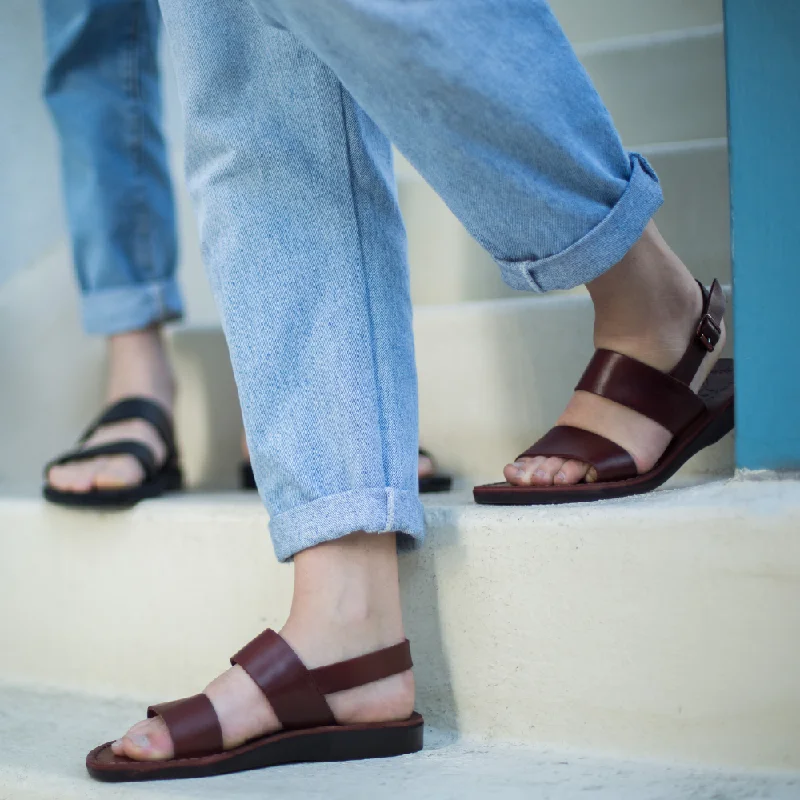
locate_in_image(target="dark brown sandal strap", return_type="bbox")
[311,640,413,695]
[670,280,725,385]
[231,629,336,731]
[577,349,706,435]
[147,693,223,759]
[519,425,638,481]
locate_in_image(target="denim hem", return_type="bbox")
[81,278,185,335]
[269,487,425,563]
[494,152,664,293]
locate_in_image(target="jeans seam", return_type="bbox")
[125,4,161,311]
[338,84,391,493]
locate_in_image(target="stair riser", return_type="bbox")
[550,0,723,44]
[0,481,798,769]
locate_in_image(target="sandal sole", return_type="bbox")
[87,713,424,782]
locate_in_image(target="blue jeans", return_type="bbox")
[42,0,183,335]
[157,0,664,561]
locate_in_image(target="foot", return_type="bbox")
[111,533,414,761]
[504,222,726,487]
[47,327,175,493]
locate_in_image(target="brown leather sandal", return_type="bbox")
[87,629,423,782]
[473,280,733,505]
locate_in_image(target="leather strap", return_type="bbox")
[576,349,706,435]
[519,425,637,481]
[45,440,158,480]
[231,631,414,730]
[81,397,177,456]
[311,639,413,695]
[231,630,336,730]
[147,694,223,759]
[670,280,725,385]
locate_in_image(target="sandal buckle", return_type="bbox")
[696,313,721,352]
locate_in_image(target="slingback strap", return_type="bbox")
[147,694,223,759]
[81,397,176,455]
[519,425,637,481]
[45,440,158,481]
[576,349,706,435]
[231,630,414,730]
[670,280,726,385]
[311,639,413,695]
[231,629,336,730]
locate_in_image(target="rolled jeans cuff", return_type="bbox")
[81,279,184,336]
[495,153,664,293]
[269,488,426,563]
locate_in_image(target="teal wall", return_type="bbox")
[725,0,800,469]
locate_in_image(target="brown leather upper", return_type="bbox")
[518,280,726,475]
[520,425,637,481]
[231,629,336,730]
[147,694,223,760]
[145,630,413,759]
[576,349,705,435]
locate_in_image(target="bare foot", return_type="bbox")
[504,222,726,487]
[110,532,414,761]
[47,327,175,493]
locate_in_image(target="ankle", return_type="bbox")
[587,222,703,369]
[282,532,406,665]
[106,326,176,407]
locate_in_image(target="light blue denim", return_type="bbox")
[42,0,183,336]
[157,0,664,561]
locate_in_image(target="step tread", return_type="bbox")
[1,684,796,800]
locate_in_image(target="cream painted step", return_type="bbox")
[1,688,797,800]
[550,0,723,45]
[0,242,733,492]
[170,291,735,490]
[577,26,727,146]
[1,478,799,769]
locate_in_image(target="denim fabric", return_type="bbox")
[157,0,663,560]
[42,0,183,335]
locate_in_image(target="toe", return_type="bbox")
[505,456,542,485]
[531,457,566,486]
[119,717,174,762]
[47,462,95,493]
[93,455,145,490]
[553,459,591,486]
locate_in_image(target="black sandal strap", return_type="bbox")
[46,440,158,481]
[80,397,176,456]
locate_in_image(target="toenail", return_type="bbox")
[534,469,547,479]
[131,734,150,748]
[555,471,566,483]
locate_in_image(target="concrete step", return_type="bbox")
[172,291,736,489]
[0,258,734,492]
[1,478,798,769]
[1,684,796,800]
[549,0,723,45]
[577,26,727,146]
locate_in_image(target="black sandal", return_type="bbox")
[240,448,453,494]
[43,397,183,509]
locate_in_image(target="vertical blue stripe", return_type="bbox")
[724,0,800,469]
